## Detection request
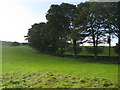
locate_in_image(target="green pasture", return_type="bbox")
[65,46,118,56]
[2,45,119,88]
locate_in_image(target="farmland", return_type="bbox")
[2,45,119,88]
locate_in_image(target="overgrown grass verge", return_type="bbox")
[2,71,119,88]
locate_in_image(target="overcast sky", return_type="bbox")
[0,0,118,46]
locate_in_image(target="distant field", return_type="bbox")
[2,45,119,88]
[65,46,118,56]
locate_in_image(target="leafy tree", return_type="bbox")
[76,2,107,59]
[25,22,47,52]
[25,2,119,58]
[26,3,77,55]
[102,2,120,57]
[60,3,77,29]
[60,3,85,56]
[46,3,78,55]
[46,5,70,54]
[113,2,120,58]
[115,43,119,55]
[68,29,85,55]
[103,2,120,58]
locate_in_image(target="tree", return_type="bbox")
[25,2,119,58]
[68,29,85,55]
[117,1,120,59]
[112,1,120,59]
[25,3,77,55]
[46,3,78,55]
[103,2,120,58]
[46,5,70,54]
[115,43,119,55]
[25,22,47,52]
[60,3,77,29]
[98,2,116,57]
[60,3,80,55]
[76,2,107,59]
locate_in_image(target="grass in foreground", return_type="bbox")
[2,71,118,88]
[2,45,119,88]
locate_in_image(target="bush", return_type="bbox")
[11,42,20,46]
[114,44,119,54]
[86,46,104,54]
[66,46,82,55]
[76,46,82,54]
[46,45,57,54]
[56,48,66,55]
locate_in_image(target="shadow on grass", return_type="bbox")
[56,55,119,64]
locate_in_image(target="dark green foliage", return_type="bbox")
[46,3,77,55]
[21,43,28,46]
[47,44,57,54]
[26,23,46,50]
[11,42,20,46]
[68,29,85,56]
[86,47,104,55]
[75,2,108,59]
[114,44,119,54]
[25,2,119,57]
[66,46,82,55]
[25,3,78,55]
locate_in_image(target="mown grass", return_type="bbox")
[2,45,119,88]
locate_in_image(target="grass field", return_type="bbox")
[2,45,119,88]
[65,46,118,56]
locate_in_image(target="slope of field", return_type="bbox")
[2,45,119,88]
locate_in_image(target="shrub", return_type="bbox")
[86,46,104,54]
[66,46,82,55]
[11,42,20,46]
[114,44,119,54]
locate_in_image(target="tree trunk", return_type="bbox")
[94,44,98,60]
[60,47,64,55]
[116,33,120,62]
[109,42,111,57]
[91,25,98,60]
[92,33,97,60]
[73,39,77,56]
[108,34,111,57]
[116,21,120,61]
[60,37,64,55]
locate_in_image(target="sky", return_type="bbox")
[0,0,86,43]
[0,0,118,46]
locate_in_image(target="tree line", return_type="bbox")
[25,2,120,59]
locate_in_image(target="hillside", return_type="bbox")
[2,45,119,88]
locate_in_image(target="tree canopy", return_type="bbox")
[25,2,120,58]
